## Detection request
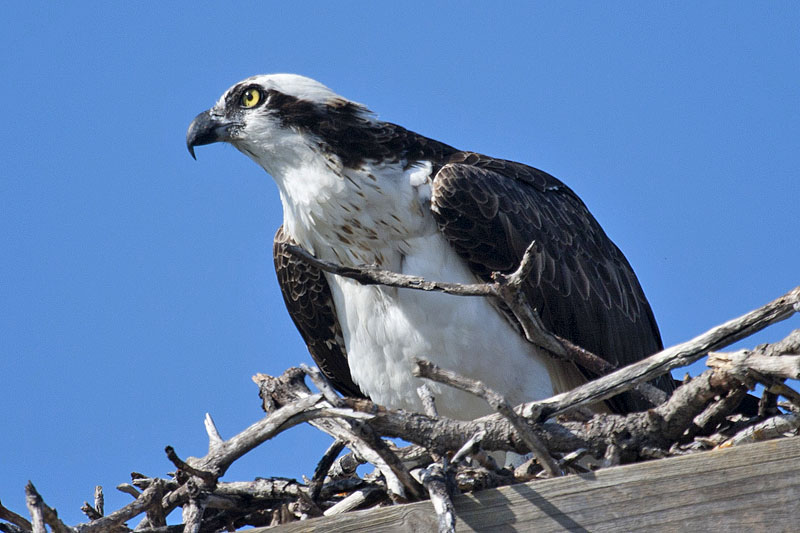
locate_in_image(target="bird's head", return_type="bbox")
[186,74,373,175]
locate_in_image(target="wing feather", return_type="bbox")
[430,152,674,412]
[273,226,364,398]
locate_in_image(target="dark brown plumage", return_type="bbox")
[431,152,674,412]
[273,226,364,398]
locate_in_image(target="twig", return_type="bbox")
[93,487,103,517]
[767,382,800,409]
[285,243,604,377]
[116,484,141,499]
[164,447,218,485]
[519,286,800,420]
[308,440,346,501]
[180,491,206,533]
[417,384,443,464]
[708,330,800,409]
[25,483,72,533]
[140,478,167,530]
[203,413,224,451]
[417,384,439,418]
[690,389,748,437]
[0,500,32,532]
[80,502,101,522]
[421,463,456,533]
[301,364,344,407]
[24,484,45,533]
[285,243,497,297]
[73,482,163,533]
[184,392,324,478]
[451,431,487,464]
[724,413,800,446]
[414,359,562,477]
[557,449,590,470]
[212,478,304,500]
[348,422,425,501]
[417,383,457,531]
[329,450,364,478]
[156,396,358,520]
[753,328,800,357]
[759,389,779,418]
[489,242,570,357]
[254,371,423,501]
[292,487,323,519]
[708,350,800,380]
[322,487,386,516]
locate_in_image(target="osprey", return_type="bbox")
[187,74,672,419]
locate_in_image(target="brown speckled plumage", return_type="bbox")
[273,226,364,398]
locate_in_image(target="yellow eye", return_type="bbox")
[241,88,262,108]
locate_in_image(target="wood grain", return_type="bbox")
[261,436,800,532]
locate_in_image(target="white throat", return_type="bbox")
[261,143,437,270]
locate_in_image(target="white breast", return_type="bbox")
[329,230,556,420]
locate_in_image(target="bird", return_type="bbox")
[186,74,673,420]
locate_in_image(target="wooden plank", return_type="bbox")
[258,436,800,532]
[266,436,800,531]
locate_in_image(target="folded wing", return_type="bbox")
[431,152,674,412]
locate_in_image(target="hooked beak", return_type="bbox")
[186,110,234,159]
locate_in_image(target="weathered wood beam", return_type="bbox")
[260,436,800,532]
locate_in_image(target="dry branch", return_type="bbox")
[285,244,622,382]
[93,487,103,519]
[708,329,800,380]
[258,371,423,502]
[725,413,800,446]
[414,384,458,533]
[0,501,32,532]
[23,485,45,533]
[420,463,456,533]
[25,483,71,533]
[520,286,800,421]
[74,482,164,533]
[413,359,562,477]
[322,486,385,517]
[308,440,345,502]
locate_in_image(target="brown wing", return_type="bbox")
[430,152,674,412]
[273,226,364,398]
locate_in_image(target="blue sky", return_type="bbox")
[1,2,798,523]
